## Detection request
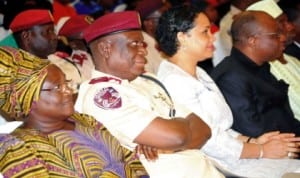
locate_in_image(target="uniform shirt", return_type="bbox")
[75,70,224,178]
[70,50,95,82]
[158,60,300,178]
[270,54,300,120]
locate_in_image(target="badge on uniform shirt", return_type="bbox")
[94,87,122,109]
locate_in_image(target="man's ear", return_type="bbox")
[20,30,34,50]
[247,36,256,48]
[21,30,30,39]
[98,40,112,60]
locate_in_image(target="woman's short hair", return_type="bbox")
[155,5,200,57]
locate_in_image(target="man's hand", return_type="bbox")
[135,144,159,161]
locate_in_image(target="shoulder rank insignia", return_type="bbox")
[94,87,122,109]
[89,76,121,84]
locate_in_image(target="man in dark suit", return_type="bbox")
[211,11,300,138]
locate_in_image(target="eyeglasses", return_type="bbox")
[41,79,73,93]
[128,40,148,48]
[255,32,281,39]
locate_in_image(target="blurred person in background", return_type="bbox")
[10,9,82,96]
[56,15,95,83]
[74,0,104,18]
[135,0,169,74]
[52,0,77,24]
[278,0,300,59]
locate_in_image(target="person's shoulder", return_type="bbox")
[0,134,50,177]
[1,129,46,157]
[140,72,157,78]
[71,112,104,130]
[88,75,123,87]
[211,56,235,76]
[84,70,120,85]
[0,134,23,149]
[157,60,183,78]
[211,56,248,85]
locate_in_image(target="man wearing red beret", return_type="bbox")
[75,11,224,178]
[10,9,83,96]
[10,9,57,59]
[57,15,95,84]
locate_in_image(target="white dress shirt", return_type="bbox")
[158,60,300,178]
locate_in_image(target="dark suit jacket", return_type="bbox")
[285,42,300,60]
[211,48,300,137]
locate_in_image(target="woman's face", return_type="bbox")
[184,13,215,61]
[35,65,74,120]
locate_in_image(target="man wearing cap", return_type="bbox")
[246,0,300,121]
[10,9,82,95]
[75,11,224,178]
[211,7,300,140]
[57,15,95,83]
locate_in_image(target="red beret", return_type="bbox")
[135,0,163,19]
[58,15,94,37]
[10,9,54,33]
[83,11,141,43]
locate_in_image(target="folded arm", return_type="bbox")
[134,113,211,151]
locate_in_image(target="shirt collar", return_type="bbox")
[230,47,270,72]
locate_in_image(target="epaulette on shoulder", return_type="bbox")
[54,51,70,58]
[89,76,121,84]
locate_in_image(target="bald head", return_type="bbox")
[231,11,285,64]
[231,11,276,46]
